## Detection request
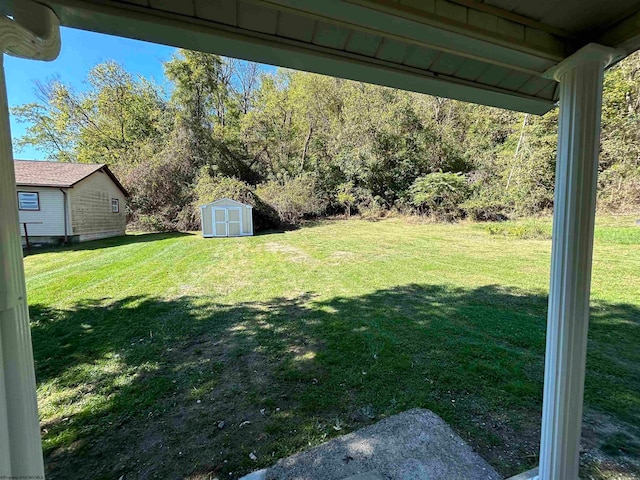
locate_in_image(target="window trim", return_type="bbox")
[111,198,119,213]
[17,191,40,211]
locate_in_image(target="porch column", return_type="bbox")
[538,44,619,480]
[0,3,60,478]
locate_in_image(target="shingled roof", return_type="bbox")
[14,160,128,196]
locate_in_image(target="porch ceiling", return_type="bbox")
[15,0,640,114]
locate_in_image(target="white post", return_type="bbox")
[537,44,619,480]
[0,3,60,478]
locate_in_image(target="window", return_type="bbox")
[111,198,119,213]
[17,192,39,211]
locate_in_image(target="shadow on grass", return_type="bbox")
[24,232,193,257]
[29,284,640,480]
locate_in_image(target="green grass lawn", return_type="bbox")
[24,217,640,480]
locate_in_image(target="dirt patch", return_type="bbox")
[464,407,640,480]
[464,407,540,476]
[581,411,640,479]
[328,251,358,265]
[264,242,313,263]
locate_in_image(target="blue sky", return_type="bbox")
[6,27,273,160]
[7,28,176,160]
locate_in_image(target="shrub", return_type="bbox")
[256,175,327,225]
[409,172,470,221]
[120,155,196,231]
[336,182,356,217]
[357,192,387,220]
[597,163,640,213]
[194,170,280,231]
[485,221,551,240]
[194,172,255,206]
[461,198,508,222]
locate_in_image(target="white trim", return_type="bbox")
[537,44,611,480]
[199,197,249,208]
[212,207,228,237]
[227,206,243,236]
[0,2,60,478]
[211,206,244,237]
[543,43,622,81]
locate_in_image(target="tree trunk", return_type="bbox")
[300,125,313,173]
[506,113,529,190]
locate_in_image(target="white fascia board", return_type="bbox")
[596,10,640,58]
[45,0,556,114]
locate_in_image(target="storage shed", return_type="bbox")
[200,198,253,237]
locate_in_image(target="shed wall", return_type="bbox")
[200,201,253,236]
[69,171,126,236]
[201,205,213,236]
[16,187,67,236]
[242,205,252,234]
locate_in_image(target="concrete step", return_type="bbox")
[342,471,385,480]
[239,408,501,480]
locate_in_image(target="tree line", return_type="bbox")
[13,49,640,230]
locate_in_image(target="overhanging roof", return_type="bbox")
[12,0,640,114]
[14,159,129,196]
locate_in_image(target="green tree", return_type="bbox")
[337,182,356,217]
[410,172,470,220]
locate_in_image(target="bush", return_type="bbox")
[256,175,327,225]
[194,170,280,231]
[409,172,470,221]
[597,163,640,213]
[356,191,387,220]
[194,172,255,206]
[461,198,508,221]
[336,182,356,217]
[132,213,176,232]
[120,155,196,231]
[485,221,551,240]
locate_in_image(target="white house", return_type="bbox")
[14,160,128,244]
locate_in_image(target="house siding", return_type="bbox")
[16,187,67,237]
[69,171,126,236]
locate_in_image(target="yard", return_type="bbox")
[25,217,640,480]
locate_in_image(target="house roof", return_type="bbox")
[14,160,129,196]
[35,0,640,114]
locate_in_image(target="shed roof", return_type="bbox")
[14,160,129,196]
[200,198,251,208]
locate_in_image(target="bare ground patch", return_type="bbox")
[463,406,640,480]
[264,242,313,263]
[581,411,640,479]
[327,250,359,265]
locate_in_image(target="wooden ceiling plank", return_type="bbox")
[149,0,194,16]
[39,0,560,113]
[237,0,278,34]
[194,0,237,26]
[345,30,383,57]
[276,10,316,42]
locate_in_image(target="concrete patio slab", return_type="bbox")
[242,408,501,480]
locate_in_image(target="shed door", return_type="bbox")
[227,208,242,236]
[213,208,228,237]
